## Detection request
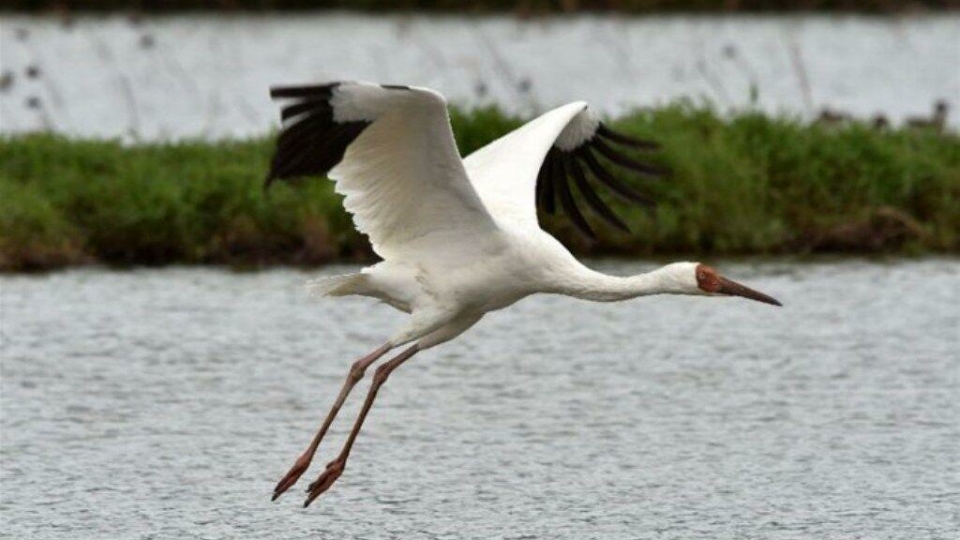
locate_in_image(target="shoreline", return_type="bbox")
[2,104,958,272]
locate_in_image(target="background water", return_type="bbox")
[1,14,958,140]
[1,259,958,539]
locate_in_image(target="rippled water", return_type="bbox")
[2,259,958,539]
[1,14,958,139]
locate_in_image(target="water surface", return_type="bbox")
[1,259,958,539]
[1,14,958,139]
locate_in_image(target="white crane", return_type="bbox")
[264,81,781,507]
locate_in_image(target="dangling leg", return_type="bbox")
[303,343,421,507]
[272,343,392,501]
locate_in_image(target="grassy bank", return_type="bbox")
[2,103,959,271]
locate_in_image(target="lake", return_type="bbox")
[1,259,958,538]
[1,13,958,140]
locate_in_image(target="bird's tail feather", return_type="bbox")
[305,273,365,298]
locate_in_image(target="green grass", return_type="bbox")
[2,103,959,271]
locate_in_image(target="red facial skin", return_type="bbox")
[695,264,722,293]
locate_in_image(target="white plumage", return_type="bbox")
[264,81,781,506]
[464,101,589,228]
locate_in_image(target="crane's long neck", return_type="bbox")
[554,263,690,302]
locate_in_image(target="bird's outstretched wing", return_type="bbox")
[463,102,666,239]
[266,82,499,260]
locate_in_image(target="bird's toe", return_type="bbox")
[303,459,345,507]
[272,455,311,501]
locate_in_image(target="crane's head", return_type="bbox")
[660,262,781,306]
[693,263,781,306]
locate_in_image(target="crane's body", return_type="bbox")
[317,232,702,346]
[263,81,781,507]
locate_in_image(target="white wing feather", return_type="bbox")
[462,102,591,229]
[327,84,500,260]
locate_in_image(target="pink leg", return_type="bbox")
[272,343,392,501]
[303,344,420,507]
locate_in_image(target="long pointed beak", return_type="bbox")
[718,277,782,306]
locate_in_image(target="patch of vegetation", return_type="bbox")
[2,103,958,271]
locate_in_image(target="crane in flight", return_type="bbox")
[264,81,781,508]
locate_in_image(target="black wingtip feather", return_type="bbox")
[553,156,596,240]
[565,154,631,233]
[540,154,557,215]
[597,123,661,150]
[592,138,668,178]
[270,83,338,100]
[535,120,664,235]
[264,83,371,189]
[578,148,655,207]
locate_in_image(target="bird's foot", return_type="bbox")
[303,458,346,508]
[272,454,311,501]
